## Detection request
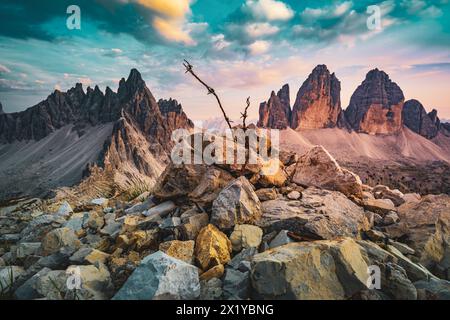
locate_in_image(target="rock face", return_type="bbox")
[251,238,369,299]
[113,251,200,300]
[292,145,363,198]
[158,98,194,134]
[258,187,369,240]
[195,224,232,271]
[0,69,194,200]
[345,69,404,135]
[402,100,439,139]
[211,177,262,230]
[0,102,3,115]
[291,65,344,130]
[257,84,291,129]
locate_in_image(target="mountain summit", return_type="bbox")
[345,69,404,135]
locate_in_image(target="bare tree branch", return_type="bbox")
[183,60,233,131]
[240,97,251,130]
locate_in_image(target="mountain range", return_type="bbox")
[257,65,450,195]
[1,66,450,201]
[0,69,193,201]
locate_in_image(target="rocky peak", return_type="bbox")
[277,84,290,112]
[257,85,291,129]
[158,98,194,132]
[402,99,439,139]
[345,69,404,135]
[290,64,343,130]
[118,68,146,99]
[428,109,440,127]
[0,102,3,115]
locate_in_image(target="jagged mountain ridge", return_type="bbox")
[0,69,193,200]
[258,65,450,141]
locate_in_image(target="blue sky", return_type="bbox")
[0,0,449,120]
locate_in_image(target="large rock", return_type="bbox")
[415,278,450,300]
[292,145,363,198]
[421,212,450,279]
[159,240,195,264]
[19,215,66,242]
[345,69,404,135]
[385,194,450,261]
[113,251,200,300]
[363,198,396,215]
[291,65,345,130]
[258,187,369,240]
[211,177,262,230]
[195,224,232,271]
[0,266,25,296]
[153,164,234,206]
[41,227,81,255]
[251,238,369,299]
[229,224,263,252]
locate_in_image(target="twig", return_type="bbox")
[240,97,251,130]
[183,60,233,131]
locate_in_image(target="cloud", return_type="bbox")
[245,23,280,38]
[153,16,195,45]
[248,40,271,55]
[243,0,294,21]
[135,0,191,19]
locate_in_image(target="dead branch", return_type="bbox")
[183,60,233,131]
[240,97,251,130]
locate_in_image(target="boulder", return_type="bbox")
[415,278,450,300]
[159,240,195,264]
[56,201,73,217]
[195,224,232,271]
[0,266,25,296]
[255,188,278,201]
[113,251,200,300]
[200,278,223,300]
[15,242,41,259]
[211,177,262,230]
[372,185,405,207]
[269,230,295,249]
[363,198,396,215]
[41,227,81,255]
[143,201,176,218]
[421,212,450,280]
[199,264,225,282]
[14,267,51,300]
[69,248,110,265]
[223,268,250,299]
[287,191,301,200]
[258,187,369,240]
[386,194,450,260]
[227,247,258,270]
[251,238,369,299]
[229,224,263,252]
[124,197,155,215]
[292,146,362,198]
[19,215,66,242]
[178,213,209,240]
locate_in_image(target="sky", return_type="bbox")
[0,0,449,121]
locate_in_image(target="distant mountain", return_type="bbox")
[0,69,193,201]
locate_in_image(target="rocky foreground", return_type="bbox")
[1,144,449,300]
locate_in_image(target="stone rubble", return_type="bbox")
[1,144,449,300]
